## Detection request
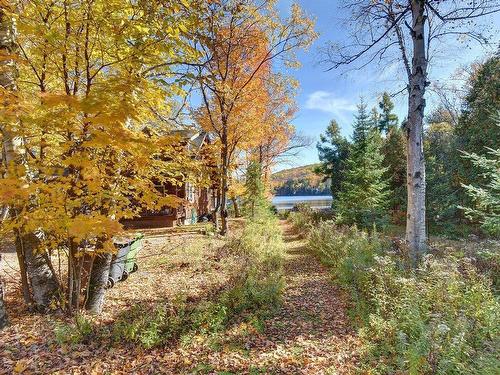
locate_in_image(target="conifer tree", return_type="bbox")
[244,162,266,218]
[336,101,389,226]
[378,93,406,223]
[456,54,500,203]
[370,107,380,131]
[378,92,399,133]
[460,116,500,236]
[315,119,350,199]
[351,99,373,146]
[382,126,406,223]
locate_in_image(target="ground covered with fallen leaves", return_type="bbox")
[1,221,359,374]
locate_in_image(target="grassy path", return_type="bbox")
[246,221,359,373]
[164,220,359,374]
[0,221,359,374]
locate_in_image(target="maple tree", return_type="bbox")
[194,0,316,235]
[0,0,201,314]
[0,1,16,326]
[249,74,302,186]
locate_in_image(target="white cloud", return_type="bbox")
[305,91,356,115]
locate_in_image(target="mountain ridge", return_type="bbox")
[272,164,331,196]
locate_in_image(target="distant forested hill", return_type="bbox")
[272,164,331,196]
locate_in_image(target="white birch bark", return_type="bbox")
[406,0,428,262]
[1,5,59,311]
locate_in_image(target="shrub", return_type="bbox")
[308,221,388,323]
[224,212,285,312]
[277,210,290,220]
[361,256,500,374]
[306,220,500,374]
[289,204,334,235]
[288,204,314,233]
[54,314,95,346]
[475,249,500,294]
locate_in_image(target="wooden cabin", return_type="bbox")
[122,130,218,229]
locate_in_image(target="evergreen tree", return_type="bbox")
[460,117,500,236]
[315,120,350,199]
[370,107,380,131]
[244,162,266,218]
[352,99,374,146]
[382,126,407,223]
[336,102,389,227]
[456,54,500,194]
[378,92,399,133]
[378,93,406,223]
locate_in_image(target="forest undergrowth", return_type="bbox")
[290,208,500,374]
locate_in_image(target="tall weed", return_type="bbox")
[306,220,500,374]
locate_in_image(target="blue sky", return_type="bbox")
[275,0,500,170]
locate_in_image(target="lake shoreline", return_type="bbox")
[272,195,333,211]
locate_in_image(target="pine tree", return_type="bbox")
[378,93,406,223]
[378,92,399,133]
[336,102,389,227]
[244,162,266,218]
[315,119,350,199]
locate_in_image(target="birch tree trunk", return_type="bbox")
[1,5,59,311]
[406,0,428,263]
[85,252,112,314]
[18,233,59,311]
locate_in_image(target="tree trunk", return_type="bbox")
[406,0,428,264]
[1,3,60,312]
[66,242,85,313]
[85,252,112,314]
[212,188,220,232]
[232,197,240,218]
[220,164,229,235]
[17,233,59,311]
[0,255,8,329]
[220,126,229,235]
[14,229,33,307]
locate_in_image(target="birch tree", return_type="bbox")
[1,1,60,312]
[325,0,500,263]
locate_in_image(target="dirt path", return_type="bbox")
[0,221,358,374]
[147,221,359,374]
[244,221,359,374]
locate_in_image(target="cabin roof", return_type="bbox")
[169,129,209,152]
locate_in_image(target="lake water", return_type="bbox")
[272,195,333,211]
